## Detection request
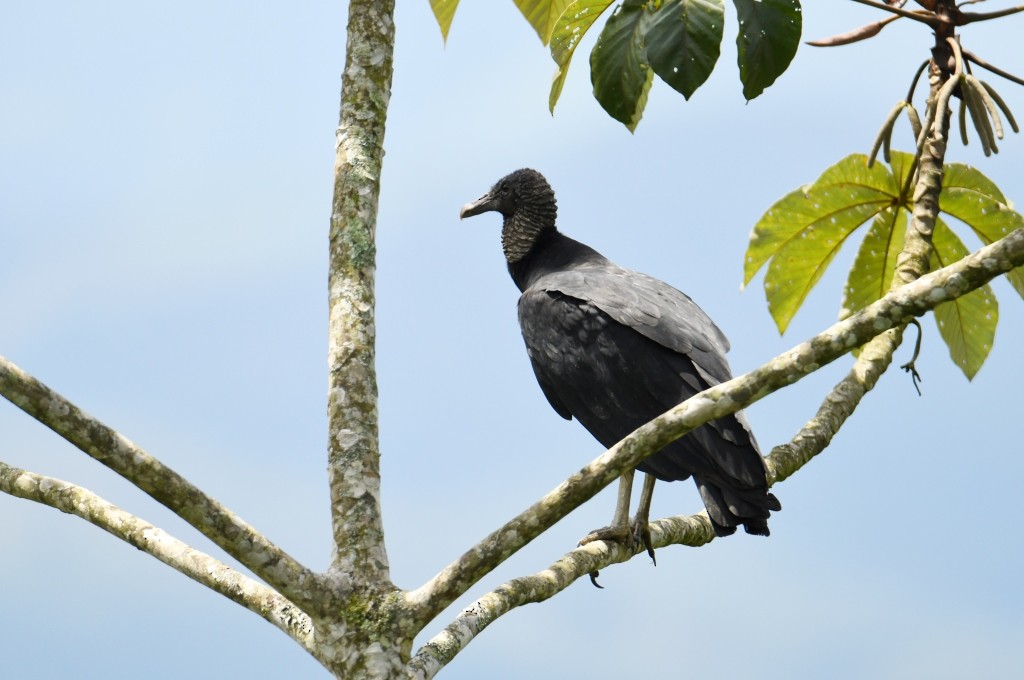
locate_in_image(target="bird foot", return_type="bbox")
[578,517,656,565]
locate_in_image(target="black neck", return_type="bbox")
[507,230,608,292]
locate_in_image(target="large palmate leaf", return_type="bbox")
[590,1,654,132]
[549,0,615,112]
[931,218,998,380]
[429,0,460,42]
[733,0,802,101]
[747,150,1017,379]
[745,154,902,332]
[645,0,725,100]
[939,163,1024,299]
[445,0,802,126]
[515,0,574,45]
[840,207,907,320]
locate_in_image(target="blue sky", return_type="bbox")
[2,2,1023,678]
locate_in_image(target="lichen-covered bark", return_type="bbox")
[407,513,713,679]
[0,354,319,608]
[0,459,316,651]
[317,1,411,676]
[327,0,395,590]
[766,326,901,484]
[2,226,1020,679]
[897,61,952,286]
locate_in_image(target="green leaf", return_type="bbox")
[745,154,898,284]
[838,150,917,319]
[840,207,907,319]
[733,0,802,101]
[931,218,998,380]
[430,0,460,43]
[515,0,574,45]
[645,0,725,100]
[746,154,899,333]
[939,163,1024,299]
[549,0,615,112]
[590,1,655,132]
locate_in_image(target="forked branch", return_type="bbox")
[0,357,321,608]
[0,459,315,651]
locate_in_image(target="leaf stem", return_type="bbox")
[960,5,1024,23]
[963,50,1024,87]
[848,0,940,25]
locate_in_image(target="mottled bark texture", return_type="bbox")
[3,227,1021,678]
[314,1,410,676]
[1,0,1018,674]
[0,354,319,608]
[327,0,394,590]
[898,40,953,286]
[0,460,315,651]
[766,326,900,485]
[407,513,714,679]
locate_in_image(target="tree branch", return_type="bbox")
[848,0,940,25]
[0,459,315,652]
[960,5,1024,24]
[0,358,321,608]
[405,227,1024,627]
[326,0,395,588]
[405,328,902,677]
[963,49,1024,87]
[766,327,902,483]
[406,512,712,678]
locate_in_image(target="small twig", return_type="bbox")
[960,4,1024,23]
[963,50,1024,88]
[899,319,924,395]
[0,460,316,651]
[0,354,320,607]
[849,0,942,24]
[807,14,903,47]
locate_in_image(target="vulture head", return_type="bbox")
[460,168,558,262]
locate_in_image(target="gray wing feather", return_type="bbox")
[533,266,733,383]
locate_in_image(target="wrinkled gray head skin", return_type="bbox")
[461,168,558,262]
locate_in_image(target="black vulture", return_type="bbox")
[460,168,779,551]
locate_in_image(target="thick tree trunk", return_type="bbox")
[321,1,407,677]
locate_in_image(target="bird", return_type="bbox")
[460,168,779,555]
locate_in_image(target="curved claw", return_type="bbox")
[632,519,655,566]
[578,516,656,565]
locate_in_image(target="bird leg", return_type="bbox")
[632,473,656,565]
[579,471,659,586]
[579,468,656,559]
[579,469,635,549]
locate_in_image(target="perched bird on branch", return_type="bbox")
[461,168,779,556]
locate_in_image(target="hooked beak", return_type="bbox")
[460,192,499,220]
